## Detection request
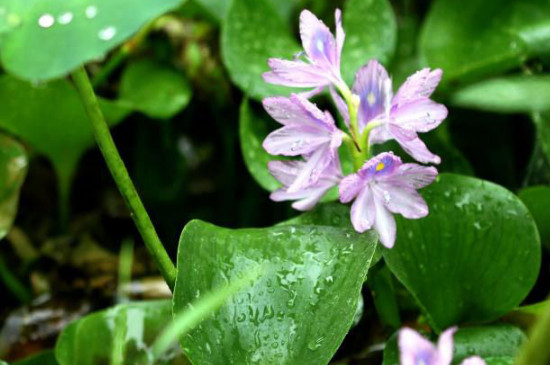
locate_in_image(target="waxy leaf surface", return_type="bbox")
[519,186,550,251]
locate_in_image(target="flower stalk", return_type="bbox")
[71,66,176,290]
[513,300,550,365]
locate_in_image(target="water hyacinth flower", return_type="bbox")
[338,152,437,248]
[332,60,448,164]
[263,94,344,192]
[268,158,342,211]
[263,9,345,92]
[399,327,486,365]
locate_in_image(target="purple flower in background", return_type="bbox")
[332,60,447,164]
[263,94,344,192]
[338,152,437,248]
[263,9,345,91]
[269,159,342,211]
[399,327,486,365]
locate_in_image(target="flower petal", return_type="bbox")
[393,68,443,106]
[385,164,438,189]
[263,58,329,87]
[396,136,441,164]
[353,60,391,130]
[459,356,486,365]
[350,185,376,233]
[335,9,345,65]
[374,182,429,219]
[373,192,397,248]
[300,10,338,69]
[436,327,457,365]
[330,86,350,127]
[392,99,448,133]
[262,126,330,156]
[287,146,333,192]
[339,173,363,203]
[398,328,437,365]
[268,160,304,187]
[270,185,327,211]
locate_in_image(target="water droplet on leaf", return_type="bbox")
[38,14,55,28]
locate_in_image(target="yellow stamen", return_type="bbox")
[376,162,385,171]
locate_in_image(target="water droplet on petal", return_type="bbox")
[38,14,55,28]
[98,26,116,41]
[58,12,73,25]
[85,5,98,19]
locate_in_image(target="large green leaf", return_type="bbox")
[420,0,550,84]
[173,220,378,365]
[383,173,540,331]
[519,186,550,251]
[341,0,396,84]
[0,0,185,81]
[119,59,192,120]
[13,351,58,365]
[194,0,296,23]
[239,98,281,192]
[0,133,28,240]
[0,75,130,202]
[532,112,550,171]
[383,324,526,365]
[222,0,397,100]
[55,300,186,365]
[451,76,550,113]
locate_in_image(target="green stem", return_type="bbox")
[71,66,176,290]
[514,301,550,365]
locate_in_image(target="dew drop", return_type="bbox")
[58,12,73,25]
[38,14,55,28]
[85,5,98,19]
[98,26,116,41]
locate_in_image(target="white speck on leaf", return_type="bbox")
[98,26,116,41]
[38,14,55,28]
[58,12,73,25]
[85,5,98,19]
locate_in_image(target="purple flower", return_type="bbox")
[263,93,344,192]
[399,327,486,365]
[338,152,437,248]
[332,60,447,164]
[268,158,342,211]
[263,9,345,91]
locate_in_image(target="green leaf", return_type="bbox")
[519,186,550,251]
[383,324,525,365]
[420,0,550,84]
[383,173,540,331]
[0,0,185,81]
[239,98,281,191]
[119,59,192,120]
[341,0,397,84]
[55,300,185,365]
[221,0,300,100]
[532,112,550,171]
[173,220,378,365]
[0,133,28,240]
[13,350,58,365]
[0,75,131,203]
[451,76,550,113]
[194,0,296,23]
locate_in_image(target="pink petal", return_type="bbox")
[263,59,329,88]
[393,68,443,106]
[299,10,338,69]
[338,173,364,203]
[268,160,304,186]
[368,122,393,145]
[397,136,441,165]
[398,328,437,365]
[270,185,327,211]
[385,164,438,189]
[262,125,330,156]
[287,146,332,192]
[373,192,397,248]
[389,123,417,142]
[374,183,429,219]
[353,60,392,130]
[459,356,486,365]
[436,327,457,365]
[392,99,448,133]
[350,185,376,232]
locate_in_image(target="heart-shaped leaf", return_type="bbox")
[173,220,377,365]
[420,0,550,84]
[13,351,58,365]
[0,0,185,81]
[383,173,540,331]
[451,76,550,113]
[383,324,526,365]
[0,75,131,205]
[519,186,550,251]
[55,300,184,365]
[0,133,28,241]
[119,59,192,120]
[222,0,397,100]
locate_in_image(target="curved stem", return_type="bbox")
[514,300,550,365]
[71,66,176,290]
